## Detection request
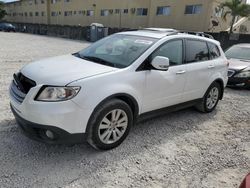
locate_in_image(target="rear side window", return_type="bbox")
[208,43,221,59]
[185,40,209,63]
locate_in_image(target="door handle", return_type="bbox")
[176,70,186,74]
[208,65,215,69]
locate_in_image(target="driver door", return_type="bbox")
[142,39,188,113]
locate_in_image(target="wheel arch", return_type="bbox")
[85,93,139,134]
[211,78,225,100]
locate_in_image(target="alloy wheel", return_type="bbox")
[206,87,219,109]
[98,109,128,144]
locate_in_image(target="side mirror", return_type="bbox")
[151,56,170,71]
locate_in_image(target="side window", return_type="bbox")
[186,40,209,63]
[150,40,183,66]
[208,43,221,59]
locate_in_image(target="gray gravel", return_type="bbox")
[0,32,249,188]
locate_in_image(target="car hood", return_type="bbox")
[21,55,118,85]
[228,58,250,71]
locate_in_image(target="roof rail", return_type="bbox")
[178,31,214,39]
[142,28,178,33]
[140,28,179,36]
[140,28,214,39]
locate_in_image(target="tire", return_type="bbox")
[87,99,133,150]
[195,82,221,113]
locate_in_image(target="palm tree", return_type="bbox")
[220,0,250,33]
[0,1,7,20]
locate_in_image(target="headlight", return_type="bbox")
[234,70,250,78]
[36,86,81,102]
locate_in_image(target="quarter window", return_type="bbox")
[208,43,220,59]
[150,40,183,66]
[185,40,209,63]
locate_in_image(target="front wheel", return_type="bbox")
[195,82,221,113]
[87,99,133,150]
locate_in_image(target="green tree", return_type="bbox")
[0,1,7,20]
[220,0,250,33]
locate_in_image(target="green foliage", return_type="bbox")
[0,1,7,20]
[220,0,250,33]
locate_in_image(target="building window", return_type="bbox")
[86,10,94,16]
[101,9,109,16]
[64,11,72,16]
[24,12,28,16]
[78,10,85,15]
[156,6,171,16]
[115,9,120,14]
[29,0,32,5]
[136,8,148,16]
[51,0,56,4]
[29,12,33,17]
[64,0,70,2]
[35,12,39,16]
[41,0,45,4]
[41,11,45,16]
[51,12,57,16]
[123,9,128,14]
[185,5,202,14]
[34,0,38,4]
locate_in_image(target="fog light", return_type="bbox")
[45,130,54,139]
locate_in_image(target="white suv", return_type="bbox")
[10,28,228,150]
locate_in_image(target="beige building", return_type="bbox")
[3,0,245,32]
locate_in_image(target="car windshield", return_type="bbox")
[76,34,157,68]
[225,46,250,61]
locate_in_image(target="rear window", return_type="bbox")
[208,43,220,59]
[185,40,209,63]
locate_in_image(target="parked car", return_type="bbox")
[225,44,250,88]
[0,23,16,32]
[9,28,228,150]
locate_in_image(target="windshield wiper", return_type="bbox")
[239,59,250,62]
[80,55,117,68]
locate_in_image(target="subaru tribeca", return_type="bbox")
[10,28,228,150]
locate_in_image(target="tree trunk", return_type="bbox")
[230,16,236,34]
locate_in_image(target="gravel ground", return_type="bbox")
[0,32,249,188]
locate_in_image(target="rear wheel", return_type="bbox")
[195,82,221,113]
[87,99,133,150]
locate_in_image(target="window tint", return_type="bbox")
[150,40,183,66]
[208,43,220,59]
[186,40,209,63]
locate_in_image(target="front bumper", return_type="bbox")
[227,77,250,88]
[11,104,86,144]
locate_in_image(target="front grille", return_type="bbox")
[10,73,36,103]
[16,73,36,94]
[228,70,235,77]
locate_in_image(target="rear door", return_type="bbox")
[183,39,214,101]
